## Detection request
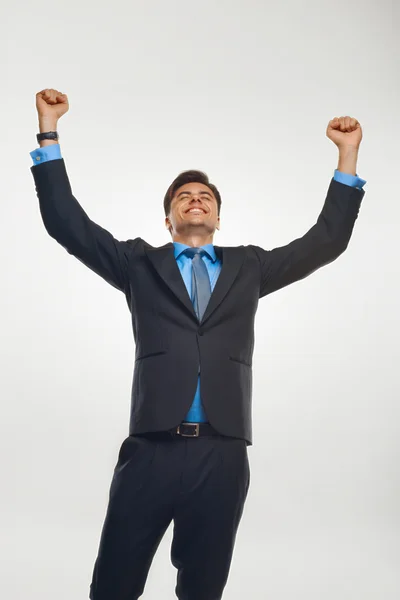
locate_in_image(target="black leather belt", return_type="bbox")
[135,423,220,441]
[169,422,219,438]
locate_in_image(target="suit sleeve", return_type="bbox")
[250,177,365,299]
[31,157,137,292]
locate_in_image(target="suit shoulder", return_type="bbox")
[124,237,143,252]
[129,238,174,253]
[125,237,162,249]
[244,244,267,258]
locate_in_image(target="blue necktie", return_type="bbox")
[183,248,211,320]
[182,247,211,423]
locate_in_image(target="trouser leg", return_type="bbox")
[170,436,250,600]
[89,435,179,600]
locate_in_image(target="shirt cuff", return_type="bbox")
[30,143,61,166]
[334,169,366,190]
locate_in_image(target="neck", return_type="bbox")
[172,233,214,247]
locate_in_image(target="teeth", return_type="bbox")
[188,209,204,213]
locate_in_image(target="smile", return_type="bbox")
[186,208,206,214]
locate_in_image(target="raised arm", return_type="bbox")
[31,89,136,292]
[251,116,366,298]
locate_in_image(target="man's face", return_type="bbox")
[165,182,220,236]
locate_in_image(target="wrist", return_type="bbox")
[337,145,359,176]
[38,118,59,147]
[39,139,59,147]
[338,144,359,153]
[38,117,58,133]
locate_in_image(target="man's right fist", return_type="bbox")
[36,88,69,121]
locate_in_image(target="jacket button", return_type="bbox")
[198,329,203,336]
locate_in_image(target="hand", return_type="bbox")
[326,116,362,150]
[36,88,69,123]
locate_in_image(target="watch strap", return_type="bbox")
[37,131,59,143]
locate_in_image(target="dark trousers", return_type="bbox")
[89,432,250,600]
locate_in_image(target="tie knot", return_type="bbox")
[183,247,208,259]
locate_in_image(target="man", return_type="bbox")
[30,88,366,600]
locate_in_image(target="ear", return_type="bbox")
[165,217,173,236]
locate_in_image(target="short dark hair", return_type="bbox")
[163,170,222,216]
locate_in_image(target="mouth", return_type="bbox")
[185,208,207,215]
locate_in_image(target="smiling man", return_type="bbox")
[166,181,220,244]
[30,88,366,600]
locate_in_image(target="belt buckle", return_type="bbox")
[177,423,200,437]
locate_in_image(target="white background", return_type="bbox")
[2,0,399,598]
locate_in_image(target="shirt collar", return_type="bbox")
[173,242,217,263]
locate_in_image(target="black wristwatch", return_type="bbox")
[37,131,59,143]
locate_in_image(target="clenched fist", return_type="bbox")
[36,88,69,121]
[326,116,363,150]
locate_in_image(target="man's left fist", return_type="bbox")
[326,116,363,150]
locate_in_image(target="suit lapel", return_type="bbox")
[145,243,197,319]
[201,246,246,324]
[144,243,246,324]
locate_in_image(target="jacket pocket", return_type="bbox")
[135,350,167,362]
[229,356,252,367]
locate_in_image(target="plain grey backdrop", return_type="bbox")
[2,0,399,598]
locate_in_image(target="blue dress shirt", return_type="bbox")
[174,242,222,421]
[30,143,367,422]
